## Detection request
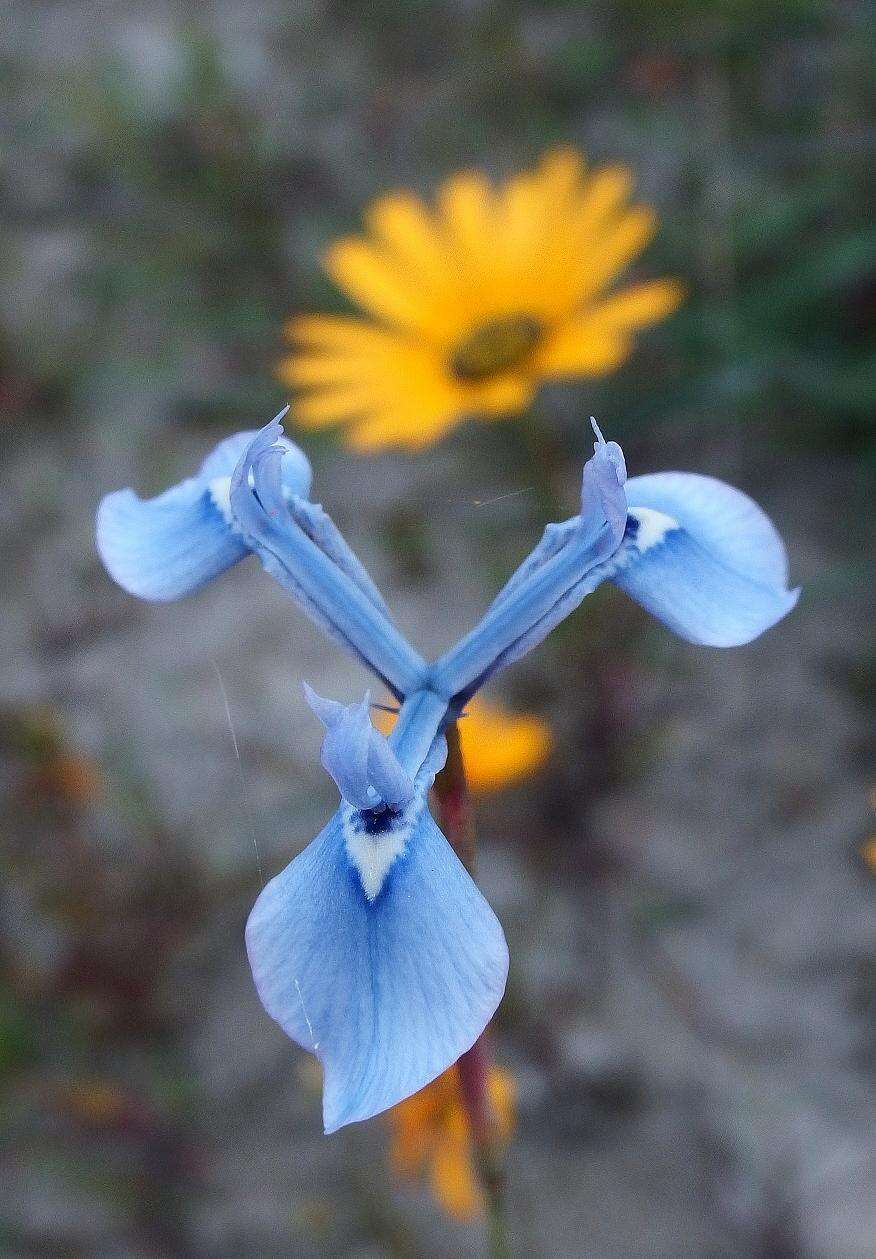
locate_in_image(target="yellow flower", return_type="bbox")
[387,1063,516,1221]
[374,695,552,793]
[279,146,682,450]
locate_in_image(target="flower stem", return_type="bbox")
[433,720,476,873]
[432,722,511,1259]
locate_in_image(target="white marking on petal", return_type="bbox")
[211,472,296,533]
[633,506,678,554]
[342,806,414,902]
[208,475,235,525]
[609,507,680,576]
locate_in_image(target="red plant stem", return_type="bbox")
[433,719,477,873]
[432,723,487,1140]
[432,723,487,1129]
[432,721,508,1245]
[456,1033,491,1147]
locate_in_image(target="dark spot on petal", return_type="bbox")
[357,806,398,835]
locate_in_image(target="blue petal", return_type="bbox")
[96,415,311,603]
[227,423,428,698]
[311,690,374,810]
[624,472,789,588]
[96,478,247,601]
[614,472,799,647]
[290,498,390,615]
[365,725,416,811]
[245,805,509,1132]
[430,429,632,698]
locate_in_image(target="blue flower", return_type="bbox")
[96,411,798,1130]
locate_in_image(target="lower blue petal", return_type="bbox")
[614,472,799,647]
[96,479,248,601]
[245,806,509,1133]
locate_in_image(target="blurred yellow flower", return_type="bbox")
[375,695,552,793]
[860,789,876,871]
[387,1062,516,1220]
[457,697,553,793]
[279,146,683,450]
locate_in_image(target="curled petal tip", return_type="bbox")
[264,404,291,445]
[588,417,625,482]
[580,431,629,549]
[307,689,414,812]
[303,681,344,728]
[96,416,314,603]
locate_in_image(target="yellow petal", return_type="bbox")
[575,164,635,241]
[498,172,541,264]
[430,1132,482,1221]
[438,172,495,258]
[281,327,414,388]
[345,402,461,451]
[464,372,534,418]
[288,314,395,352]
[537,145,587,198]
[536,321,631,378]
[457,698,553,793]
[386,1068,458,1181]
[578,205,657,297]
[495,153,595,319]
[278,353,378,388]
[586,278,685,331]
[366,191,449,284]
[295,385,376,426]
[324,237,443,334]
[385,1062,517,1222]
[376,697,552,790]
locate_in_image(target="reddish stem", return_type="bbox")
[432,720,509,1255]
[456,1034,491,1146]
[433,720,477,873]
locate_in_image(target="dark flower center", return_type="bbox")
[358,804,400,834]
[450,315,542,383]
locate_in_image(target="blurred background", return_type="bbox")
[1,1,874,1255]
